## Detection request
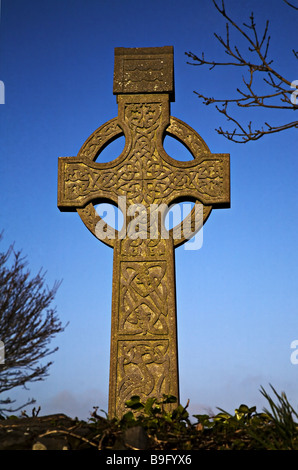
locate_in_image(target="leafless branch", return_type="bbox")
[215,101,298,142]
[185,0,297,142]
[282,0,298,10]
[0,235,66,416]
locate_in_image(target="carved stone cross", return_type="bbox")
[58,46,230,418]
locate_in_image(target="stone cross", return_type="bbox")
[58,46,230,418]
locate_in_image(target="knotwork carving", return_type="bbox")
[117,339,170,415]
[119,260,168,336]
[70,114,218,248]
[63,109,226,208]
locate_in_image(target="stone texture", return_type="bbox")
[113,46,175,100]
[57,46,230,419]
[0,414,151,450]
[113,425,150,450]
[0,414,74,450]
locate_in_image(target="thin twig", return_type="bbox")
[185,0,297,142]
[38,429,98,448]
[282,0,298,10]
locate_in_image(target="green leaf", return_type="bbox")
[172,404,189,421]
[144,397,157,414]
[125,396,145,410]
[120,411,135,423]
[193,414,212,424]
[162,394,177,404]
[213,411,231,423]
[237,404,250,413]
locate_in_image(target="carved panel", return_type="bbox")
[119,260,168,336]
[117,339,171,415]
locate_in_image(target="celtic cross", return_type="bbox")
[58,46,230,418]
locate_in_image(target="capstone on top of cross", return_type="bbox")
[113,46,175,101]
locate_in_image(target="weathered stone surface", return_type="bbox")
[0,414,152,450]
[0,414,75,450]
[113,425,150,450]
[113,46,175,100]
[57,46,230,419]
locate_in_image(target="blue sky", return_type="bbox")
[0,0,297,420]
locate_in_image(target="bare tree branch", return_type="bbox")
[0,235,67,416]
[215,102,298,143]
[185,0,297,143]
[282,0,298,10]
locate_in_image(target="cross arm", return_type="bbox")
[160,153,230,209]
[57,157,120,211]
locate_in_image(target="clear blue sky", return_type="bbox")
[0,0,297,420]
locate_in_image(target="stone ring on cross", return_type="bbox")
[74,115,219,248]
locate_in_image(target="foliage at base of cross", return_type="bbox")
[1,385,298,450]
